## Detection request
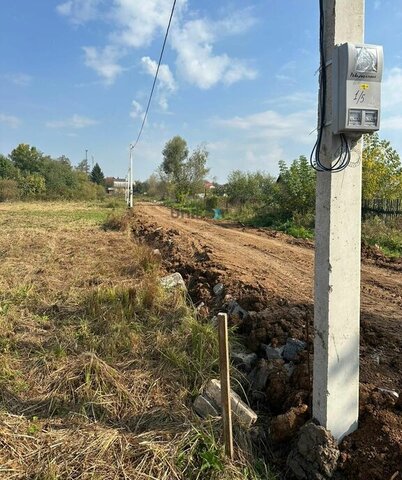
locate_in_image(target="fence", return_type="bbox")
[362,199,402,219]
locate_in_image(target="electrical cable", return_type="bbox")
[310,0,350,172]
[131,0,177,152]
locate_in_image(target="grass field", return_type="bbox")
[0,201,273,479]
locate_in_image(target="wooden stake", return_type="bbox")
[218,312,233,460]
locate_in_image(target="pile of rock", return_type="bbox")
[193,379,257,429]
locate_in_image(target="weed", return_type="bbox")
[102,209,132,231]
[362,216,402,257]
[0,201,275,478]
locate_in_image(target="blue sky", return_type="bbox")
[1,0,401,181]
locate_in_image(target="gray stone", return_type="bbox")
[232,351,258,372]
[377,387,399,399]
[248,360,270,393]
[262,344,284,360]
[213,283,224,296]
[284,362,295,377]
[204,379,257,428]
[287,422,340,479]
[283,338,307,362]
[160,272,186,291]
[193,395,219,418]
[227,300,249,320]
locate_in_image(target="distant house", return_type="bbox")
[113,178,127,189]
[195,181,216,199]
[106,177,127,195]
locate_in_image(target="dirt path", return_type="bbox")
[134,203,402,391]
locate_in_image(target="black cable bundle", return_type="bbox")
[310,0,351,172]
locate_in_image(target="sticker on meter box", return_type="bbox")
[360,84,369,90]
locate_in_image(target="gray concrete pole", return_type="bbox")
[313,0,364,442]
[129,146,134,208]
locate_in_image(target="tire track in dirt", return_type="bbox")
[134,203,401,388]
[136,204,401,311]
[133,203,402,480]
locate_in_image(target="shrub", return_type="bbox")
[205,196,218,211]
[0,179,19,201]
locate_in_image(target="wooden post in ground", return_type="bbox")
[218,312,233,460]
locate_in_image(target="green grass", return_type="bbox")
[165,199,402,257]
[362,216,402,257]
[0,200,275,479]
[0,201,124,230]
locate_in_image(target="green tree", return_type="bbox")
[160,137,210,201]
[362,133,402,200]
[226,170,276,206]
[0,154,20,179]
[162,136,189,181]
[39,157,78,198]
[146,173,161,198]
[76,159,90,175]
[9,144,43,173]
[18,173,46,198]
[90,163,105,186]
[177,145,210,198]
[277,155,316,216]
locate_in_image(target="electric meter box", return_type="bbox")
[332,43,383,134]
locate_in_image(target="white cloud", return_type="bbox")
[382,67,402,109]
[130,100,144,120]
[381,115,402,130]
[265,92,317,106]
[215,9,257,36]
[217,109,316,144]
[276,61,298,84]
[1,73,32,86]
[56,0,102,24]
[380,67,402,135]
[141,56,176,91]
[171,18,257,89]
[110,0,187,48]
[0,113,21,128]
[59,0,257,90]
[82,46,124,84]
[141,56,176,109]
[46,114,99,129]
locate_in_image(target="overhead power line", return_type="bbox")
[131,0,177,151]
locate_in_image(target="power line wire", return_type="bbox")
[131,0,177,151]
[310,0,350,172]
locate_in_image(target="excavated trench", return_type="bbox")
[131,205,402,480]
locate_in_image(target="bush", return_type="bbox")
[205,196,218,211]
[0,179,19,201]
[362,216,402,257]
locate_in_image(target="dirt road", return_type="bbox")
[132,203,402,479]
[134,203,402,390]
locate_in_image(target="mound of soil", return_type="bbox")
[131,204,402,480]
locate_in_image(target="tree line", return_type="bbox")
[0,144,107,201]
[138,133,402,228]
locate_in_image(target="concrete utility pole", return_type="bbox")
[129,145,134,208]
[313,0,364,442]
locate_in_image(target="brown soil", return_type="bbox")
[132,203,402,480]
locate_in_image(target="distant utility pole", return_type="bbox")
[129,144,134,208]
[313,0,364,441]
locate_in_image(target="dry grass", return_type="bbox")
[0,201,275,479]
